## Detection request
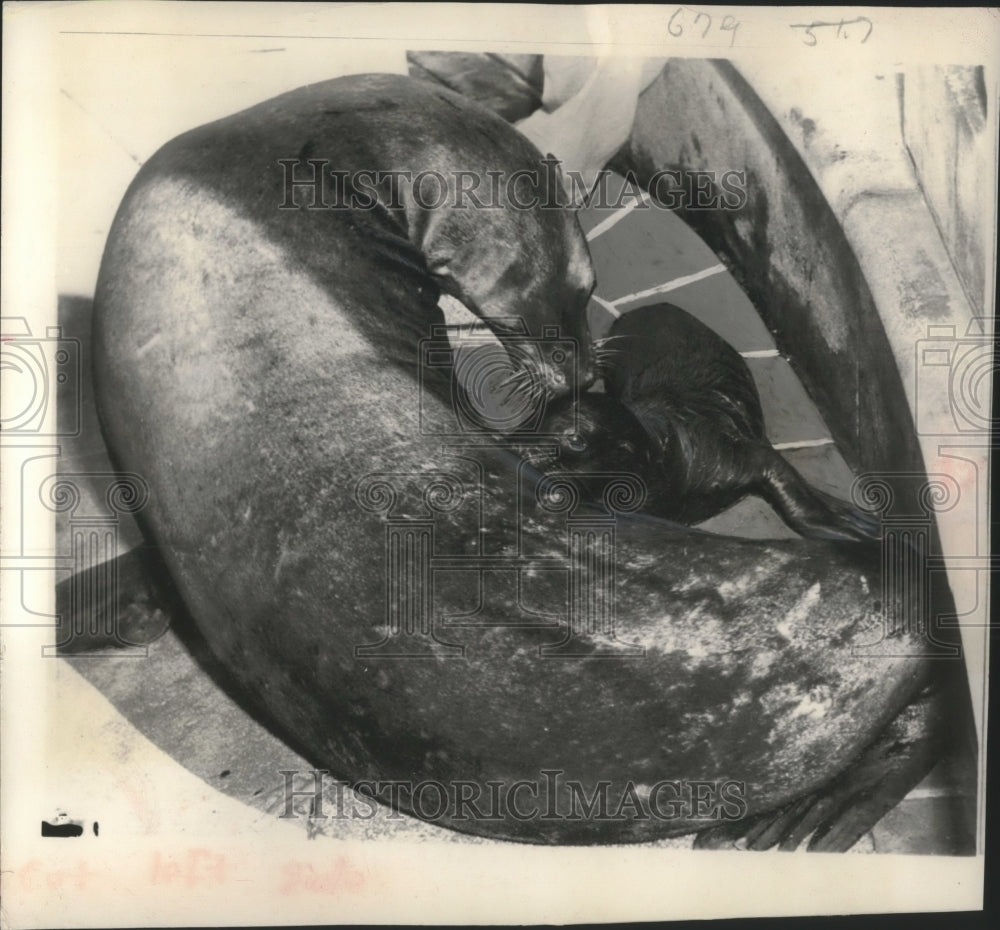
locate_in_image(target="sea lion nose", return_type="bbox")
[577,345,598,389]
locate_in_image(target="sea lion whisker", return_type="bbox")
[511,367,535,392]
[502,369,533,401]
[495,369,525,392]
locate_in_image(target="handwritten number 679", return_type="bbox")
[667,7,741,47]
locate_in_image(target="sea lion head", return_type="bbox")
[514,392,660,495]
[451,152,598,397]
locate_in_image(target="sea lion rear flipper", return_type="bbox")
[692,795,817,850]
[694,678,971,853]
[55,545,172,654]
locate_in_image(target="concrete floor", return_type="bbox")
[54,172,973,853]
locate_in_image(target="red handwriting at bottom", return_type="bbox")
[277,856,367,895]
[13,851,370,898]
[14,858,101,892]
[150,848,227,887]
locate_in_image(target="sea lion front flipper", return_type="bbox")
[55,545,172,654]
[758,453,882,543]
[804,486,883,543]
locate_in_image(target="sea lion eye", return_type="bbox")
[565,433,588,453]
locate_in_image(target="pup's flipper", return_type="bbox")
[761,455,883,544]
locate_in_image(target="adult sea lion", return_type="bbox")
[82,73,939,845]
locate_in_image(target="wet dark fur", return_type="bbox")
[602,303,881,542]
[77,74,944,847]
[514,392,661,494]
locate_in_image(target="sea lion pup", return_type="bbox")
[506,391,667,512]
[602,302,882,542]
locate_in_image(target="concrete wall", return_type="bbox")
[615,58,990,743]
[903,65,991,316]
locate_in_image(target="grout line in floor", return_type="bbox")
[590,293,620,317]
[584,191,653,242]
[610,263,728,309]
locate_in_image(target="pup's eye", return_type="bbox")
[565,433,588,452]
